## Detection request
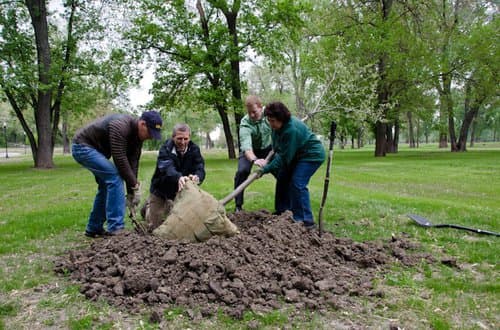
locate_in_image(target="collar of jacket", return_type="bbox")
[170,144,190,156]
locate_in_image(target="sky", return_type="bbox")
[128,67,154,108]
[128,60,255,108]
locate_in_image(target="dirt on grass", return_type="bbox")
[54,210,437,324]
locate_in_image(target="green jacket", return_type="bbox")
[239,115,272,152]
[263,116,325,174]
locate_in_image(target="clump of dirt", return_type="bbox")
[54,210,435,321]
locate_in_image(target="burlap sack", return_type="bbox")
[153,181,239,242]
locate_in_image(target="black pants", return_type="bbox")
[233,146,272,208]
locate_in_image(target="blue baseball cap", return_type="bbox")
[140,111,163,140]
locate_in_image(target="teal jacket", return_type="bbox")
[262,116,325,174]
[239,115,272,152]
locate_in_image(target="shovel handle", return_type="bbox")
[435,224,500,236]
[220,171,261,205]
[220,150,275,206]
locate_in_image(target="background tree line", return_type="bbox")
[0,0,498,168]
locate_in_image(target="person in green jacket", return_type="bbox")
[257,101,325,228]
[233,95,272,212]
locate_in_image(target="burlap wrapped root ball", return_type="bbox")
[153,180,239,242]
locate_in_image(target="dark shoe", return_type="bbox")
[303,222,316,230]
[108,228,125,236]
[84,230,108,238]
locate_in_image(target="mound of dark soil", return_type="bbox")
[54,210,435,321]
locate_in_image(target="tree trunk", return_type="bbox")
[62,121,70,154]
[26,0,54,168]
[392,120,399,153]
[374,0,392,157]
[448,101,458,151]
[197,0,238,159]
[196,1,236,159]
[215,102,236,159]
[52,0,78,153]
[416,118,420,148]
[4,89,38,161]
[436,73,453,149]
[469,117,476,148]
[443,73,457,150]
[458,80,483,151]
[205,132,212,149]
[222,6,244,151]
[357,127,363,148]
[385,124,395,153]
[407,111,415,148]
[375,121,386,157]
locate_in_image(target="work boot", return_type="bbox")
[303,222,316,230]
[108,228,126,236]
[84,229,109,238]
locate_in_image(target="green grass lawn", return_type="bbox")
[0,144,498,329]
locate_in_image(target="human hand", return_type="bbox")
[188,174,200,184]
[254,159,267,167]
[127,183,141,208]
[178,176,189,191]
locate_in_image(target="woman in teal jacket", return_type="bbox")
[259,101,325,228]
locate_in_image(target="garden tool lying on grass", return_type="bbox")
[153,151,274,242]
[408,214,500,237]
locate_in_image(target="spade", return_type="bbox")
[408,214,499,237]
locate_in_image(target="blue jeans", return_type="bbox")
[275,161,322,226]
[72,144,125,233]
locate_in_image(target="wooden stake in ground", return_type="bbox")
[319,121,336,237]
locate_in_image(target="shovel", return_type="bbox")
[129,205,148,234]
[408,214,500,237]
[220,150,275,206]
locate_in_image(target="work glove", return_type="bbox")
[127,182,141,209]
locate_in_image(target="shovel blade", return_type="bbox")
[408,214,434,227]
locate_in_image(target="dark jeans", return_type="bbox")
[233,146,272,208]
[274,160,323,225]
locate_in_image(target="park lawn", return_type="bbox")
[0,145,498,329]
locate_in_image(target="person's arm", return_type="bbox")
[244,149,258,163]
[239,119,255,160]
[109,117,138,191]
[180,144,205,185]
[192,146,206,184]
[156,143,183,186]
[263,126,299,174]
